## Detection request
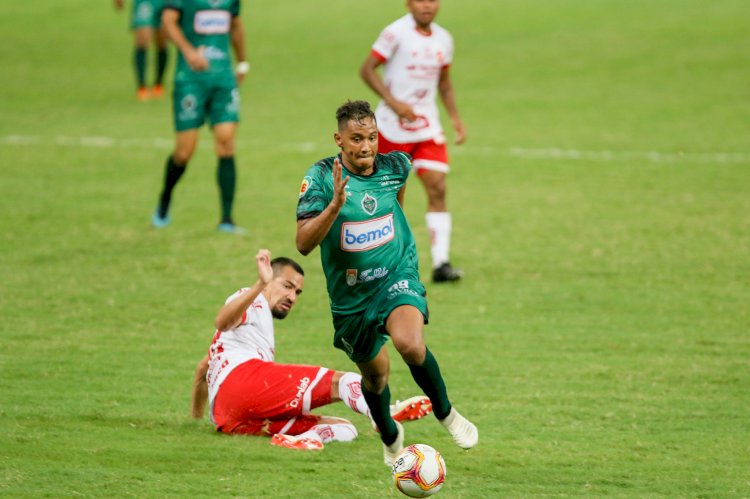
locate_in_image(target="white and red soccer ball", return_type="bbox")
[392,444,446,497]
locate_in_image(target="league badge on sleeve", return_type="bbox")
[299,176,312,198]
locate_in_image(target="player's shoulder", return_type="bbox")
[431,22,453,43]
[377,151,412,176]
[307,156,336,178]
[384,14,414,35]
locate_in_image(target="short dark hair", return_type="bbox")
[271,256,304,277]
[336,100,376,130]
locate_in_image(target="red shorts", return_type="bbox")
[378,132,450,174]
[212,359,335,436]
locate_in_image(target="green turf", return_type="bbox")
[1,0,749,497]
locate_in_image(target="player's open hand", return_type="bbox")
[113,0,124,10]
[331,158,349,211]
[391,100,418,123]
[186,46,209,72]
[453,120,467,145]
[256,249,273,285]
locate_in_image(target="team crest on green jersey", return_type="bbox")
[361,193,377,215]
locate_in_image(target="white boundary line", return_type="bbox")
[2,134,749,164]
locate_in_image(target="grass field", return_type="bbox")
[1,0,749,497]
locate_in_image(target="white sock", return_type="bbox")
[426,212,452,268]
[338,372,371,418]
[296,423,358,444]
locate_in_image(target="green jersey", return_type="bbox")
[164,0,240,84]
[297,152,421,315]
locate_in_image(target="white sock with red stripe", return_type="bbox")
[296,423,358,444]
[338,372,371,418]
[426,211,451,268]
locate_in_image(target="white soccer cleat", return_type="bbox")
[383,421,404,467]
[270,433,324,451]
[440,408,478,449]
[391,396,433,422]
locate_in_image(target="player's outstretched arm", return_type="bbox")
[191,355,209,419]
[296,159,349,255]
[113,0,124,11]
[213,249,273,331]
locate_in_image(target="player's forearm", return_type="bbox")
[191,356,209,419]
[439,74,462,124]
[230,19,246,63]
[214,280,264,331]
[296,209,339,255]
[360,60,397,108]
[162,11,194,57]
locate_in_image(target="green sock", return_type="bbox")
[158,156,186,217]
[408,348,452,420]
[217,156,236,223]
[155,48,168,85]
[134,47,147,88]
[363,384,398,444]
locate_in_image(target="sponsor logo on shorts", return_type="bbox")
[387,279,420,299]
[341,214,394,252]
[136,3,154,21]
[194,10,231,34]
[179,94,198,121]
[226,88,240,114]
[289,376,311,408]
[299,176,312,198]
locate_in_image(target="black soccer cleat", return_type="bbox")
[432,262,464,283]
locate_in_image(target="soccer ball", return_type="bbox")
[392,444,446,497]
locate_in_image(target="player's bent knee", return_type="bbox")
[361,373,388,393]
[398,344,426,366]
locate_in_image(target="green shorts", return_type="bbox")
[131,0,162,29]
[332,278,429,364]
[172,80,240,132]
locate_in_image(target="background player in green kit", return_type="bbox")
[114,0,169,100]
[152,0,249,234]
[296,100,478,465]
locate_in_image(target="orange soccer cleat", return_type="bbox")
[270,433,324,451]
[391,396,433,422]
[136,86,149,101]
[151,84,164,98]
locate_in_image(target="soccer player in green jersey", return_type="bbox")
[114,0,169,100]
[296,100,478,465]
[152,0,249,234]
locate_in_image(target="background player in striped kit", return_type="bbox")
[191,249,432,450]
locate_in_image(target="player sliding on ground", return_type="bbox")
[191,249,432,450]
